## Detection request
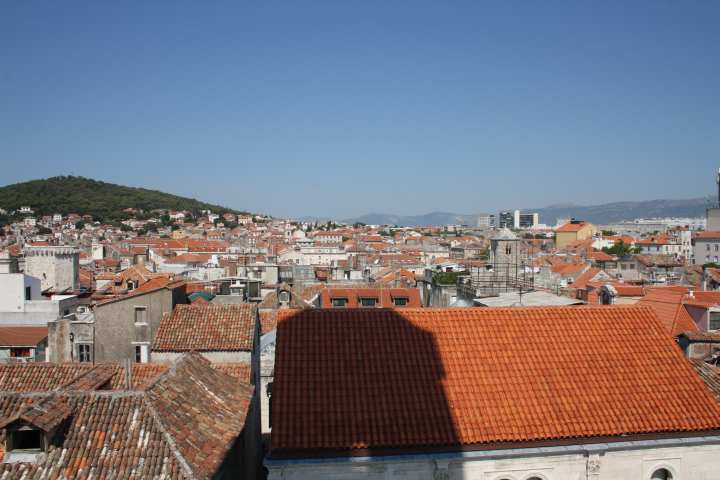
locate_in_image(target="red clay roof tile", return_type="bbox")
[271,306,720,455]
[153,304,256,352]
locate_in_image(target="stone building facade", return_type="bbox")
[23,245,80,292]
[92,282,186,363]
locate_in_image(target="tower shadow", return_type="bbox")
[269,308,461,475]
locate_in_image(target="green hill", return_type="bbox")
[0,176,248,222]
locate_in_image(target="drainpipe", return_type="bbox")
[586,450,603,480]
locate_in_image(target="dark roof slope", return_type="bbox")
[0,353,253,479]
[271,306,720,456]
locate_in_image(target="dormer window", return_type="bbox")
[359,297,377,307]
[0,396,71,463]
[393,297,408,307]
[709,311,720,331]
[332,298,347,308]
[7,424,45,453]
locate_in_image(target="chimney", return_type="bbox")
[703,265,708,292]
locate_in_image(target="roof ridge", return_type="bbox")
[141,393,197,479]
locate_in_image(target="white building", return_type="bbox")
[694,231,720,265]
[637,235,682,256]
[312,231,343,244]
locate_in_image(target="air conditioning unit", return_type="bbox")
[77,306,89,314]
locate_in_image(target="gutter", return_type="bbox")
[265,435,720,467]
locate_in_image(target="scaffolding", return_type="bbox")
[457,262,535,299]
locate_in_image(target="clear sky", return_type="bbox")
[1,1,718,219]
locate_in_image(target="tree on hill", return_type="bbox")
[0,176,252,222]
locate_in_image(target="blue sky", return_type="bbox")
[1,1,718,219]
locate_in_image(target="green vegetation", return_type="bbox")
[601,229,617,236]
[432,270,468,285]
[0,176,249,223]
[703,262,720,269]
[602,240,642,257]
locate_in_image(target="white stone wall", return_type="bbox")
[24,247,79,292]
[267,440,720,480]
[0,274,41,312]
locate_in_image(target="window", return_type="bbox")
[651,468,673,480]
[78,344,92,363]
[9,428,43,452]
[135,345,150,363]
[10,348,31,358]
[716,244,719,252]
[393,297,408,306]
[709,311,720,331]
[134,307,147,324]
[707,243,711,251]
[360,297,377,307]
[331,298,347,308]
[25,286,31,301]
[127,280,135,291]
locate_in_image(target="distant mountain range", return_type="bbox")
[335,197,714,227]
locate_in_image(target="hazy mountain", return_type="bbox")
[339,197,712,227]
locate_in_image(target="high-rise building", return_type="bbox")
[476,214,495,228]
[498,211,514,229]
[518,212,540,229]
[498,210,539,229]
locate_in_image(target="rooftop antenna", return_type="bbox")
[716,168,720,208]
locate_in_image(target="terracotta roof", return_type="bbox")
[213,363,252,384]
[568,267,604,290]
[260,310,280,334]
[691,360,720,401]
[143,353,253,478]
[588,250,614,262]
[165,253,211,264]
[695,231,720,239]
[551,262,588,276]
[96,277,185,305]
[638,290,700,336]
[0,326,48,347]
[555,221,590,233]
[153,304,256,352]
[680,331,720,343]
[107,363,169,390]
[0,353,253,479]
[319,287,422,308]
[271,306,720,455]
[0,364,95,392]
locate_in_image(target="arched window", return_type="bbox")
[651,468,673,480]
